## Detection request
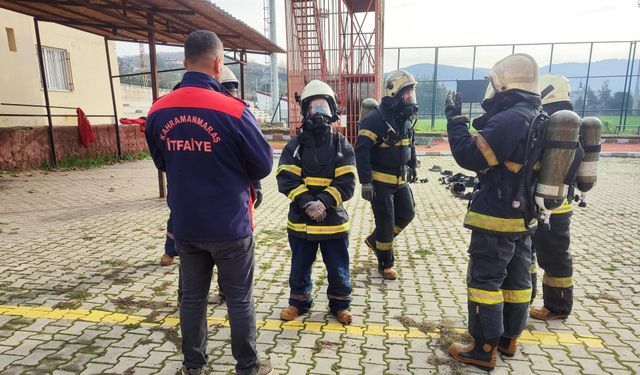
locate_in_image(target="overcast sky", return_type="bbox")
[117,0,640,66]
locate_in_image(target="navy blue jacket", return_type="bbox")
[145,72,273,242]
[448,93,539,235]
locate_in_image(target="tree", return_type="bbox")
[598,80,612,109]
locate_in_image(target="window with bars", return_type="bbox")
[40,46,74,92]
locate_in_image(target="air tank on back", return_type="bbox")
[575,117,602,206]
[535,110,581,222]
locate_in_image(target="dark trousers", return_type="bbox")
[288,235,351,314]
[367,182,415,269]
[176,236,258,374]
[165,217,178,257]
[532,212,573,316]
[466,232,532,339]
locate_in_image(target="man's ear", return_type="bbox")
[183,59,188,69]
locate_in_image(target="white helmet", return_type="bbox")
[484,53,540,102]
[384,70,417,98]
[300,80,337,117]
[539,74,571,105]
[221,66,239,97]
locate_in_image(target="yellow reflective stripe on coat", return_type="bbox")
[287,221,350,235]
[504,161,523,173]
[378,138,411,148]
[307,222,350,235]
[325,186,342,205]
[552,200,573,214]
[464,211,527,233]
[501,289,532,303]
[358,129,378,142]
[287,184,309,200]
[371,171,404,185]
[287,221,307,232]
[304,177,333,187]
[334,165,356,177]
[393,225,402,234]
[468,288,504,305]
[277,164,302,176]
[472,133,499,167]
[543,274,573,288]
[376,241,393,250]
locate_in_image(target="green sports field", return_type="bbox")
[414,116,640,134]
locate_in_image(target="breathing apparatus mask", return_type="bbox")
[394,86,419,120]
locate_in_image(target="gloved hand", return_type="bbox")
[253,188,263,209]
[445,91,468,122]
[408,167,418,183]
[303,200,327,222]
[361,183,375,201]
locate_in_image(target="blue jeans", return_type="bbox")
[176,236,258,374]
[288,235,351,314]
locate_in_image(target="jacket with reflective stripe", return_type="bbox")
[448,98,539,235]
[354,100,417,185]
[277,131,356,240]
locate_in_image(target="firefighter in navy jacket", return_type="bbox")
[144,30,273,375]
[445,54,541,370]
[354,70,419,281]
[277,80,356,325]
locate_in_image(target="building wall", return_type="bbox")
[0,8,122,127]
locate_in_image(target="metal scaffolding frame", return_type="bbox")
[285,0,384,141]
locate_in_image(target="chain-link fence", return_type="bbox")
[385,41,640,134]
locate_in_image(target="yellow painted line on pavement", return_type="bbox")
[0,304,603,348]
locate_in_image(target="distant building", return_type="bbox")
[256,89,288,124]
[0,8,122,127]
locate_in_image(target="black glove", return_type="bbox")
[253,188,263,209]
[408,167,418,183]
[445,91,468,123]
[361,183,375,202]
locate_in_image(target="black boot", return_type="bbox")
[449,336,498,371]
[497,336,517,357]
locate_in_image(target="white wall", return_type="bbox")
[0,9,122,127]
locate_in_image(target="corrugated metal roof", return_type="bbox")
[0,0,284,54]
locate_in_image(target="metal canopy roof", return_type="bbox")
[0,0,284,54]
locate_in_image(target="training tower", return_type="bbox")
[285,0,384,140]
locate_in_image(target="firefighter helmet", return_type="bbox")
[484,53,540,102]
[539,74,571,106]
[221,66,239,97]
[359,98,379,122]
[384,70,417,98]
[300,80,337,116]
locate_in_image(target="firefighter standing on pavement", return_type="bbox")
[354,70,419,280]
[277,80,356,325]
[530,74,577,321]
[445,54,541,370]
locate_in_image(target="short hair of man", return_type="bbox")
[184,30,223,64]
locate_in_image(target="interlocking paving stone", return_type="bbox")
[0,156,639,373]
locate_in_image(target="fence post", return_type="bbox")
[431,47,439,130]
[581,42,594,118]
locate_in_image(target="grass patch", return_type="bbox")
[100,259,129,267]
[394,315,437,335]
[43,151,150,171]
[395,315,470,374]
[111,296,173,311]
[586,292,619,303]
[150,326,181,349]
[312,339,341,353]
